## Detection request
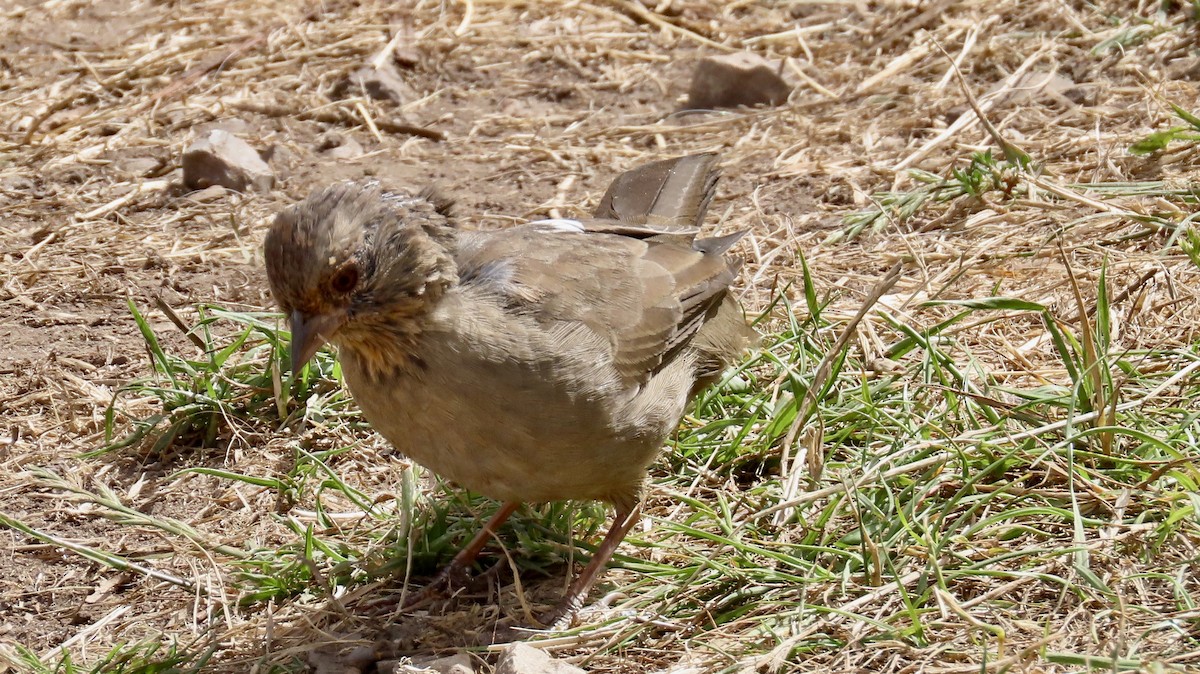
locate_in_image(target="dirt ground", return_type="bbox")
[2,0,1199,672]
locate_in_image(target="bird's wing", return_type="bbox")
[455,224,742,386]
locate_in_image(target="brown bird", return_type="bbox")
[263,154,754,624]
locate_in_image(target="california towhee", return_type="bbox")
[263,153,754,624]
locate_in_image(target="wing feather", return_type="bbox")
[456,226,742,386]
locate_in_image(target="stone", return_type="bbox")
[195,118,252,136]
[110,156,164,179]
[494,643,585,674]
[686,52,792,110]
[182,129,274,193]
[305,644,376,674]
[339,62,416,103]
[0,173,36,193]
[391,33,421,68]
[999,71,1086,106]
[1167,57,1200,81]
[377,653,474,674]
[186,185,227,203]
[317,132,364,160]
[259,144,298,181]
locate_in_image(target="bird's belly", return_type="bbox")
[341,348,677,506]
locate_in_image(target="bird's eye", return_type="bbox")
[329,265,359,294]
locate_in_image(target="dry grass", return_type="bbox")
[2,0,1200,672]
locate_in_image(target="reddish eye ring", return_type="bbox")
[330,265,359,294]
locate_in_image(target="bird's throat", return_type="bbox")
[335,317,426,381]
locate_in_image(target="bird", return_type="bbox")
[263,153,755,625]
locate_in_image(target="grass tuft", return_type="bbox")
[97,301,353,458]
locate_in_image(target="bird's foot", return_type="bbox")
[354,561,470,615]
[398,556,518,613]
[535,593,583,630]
[397,560,475,611]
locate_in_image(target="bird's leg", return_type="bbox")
[446,500,521,576]
[540,500,644,627]
[401,501,520,610]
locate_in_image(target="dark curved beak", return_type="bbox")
[289,309,345,373]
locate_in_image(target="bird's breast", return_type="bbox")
[336,298,689,505]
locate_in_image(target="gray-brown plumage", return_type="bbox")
[263,153,755,623]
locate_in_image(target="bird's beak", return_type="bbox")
[289,309,346,373]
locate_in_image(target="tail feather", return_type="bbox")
[694,229,749,256]
[593,153,720,229]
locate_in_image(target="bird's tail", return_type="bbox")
[592,153,720,229]
[592,154,757,392]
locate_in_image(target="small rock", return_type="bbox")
[339,62,416,103]
[111,156,164,179]
[259,144,299,181]
[390,32,421,68]
[195,118,252,136]
[317,132,364,160]
[0,174,36,193]
[393,48,420,68]
[1000,71,1084,106]
[1166,57,1200,81]
[379,653,475,674]
[686,52,792,110]
[186,185,227,202]
[306,644,376,674]
[421,654,474,674]
[495,644,584,674]
[182,129,274,193]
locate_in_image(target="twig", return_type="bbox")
[1030,176,1168,232]
[604,0,735,52]
[354,100,385,144]
[155,296,207,351]
[785,261,904,450]
[858,30,939,95]
[150,31,271,105]
[935,41,1031,167]
[894,42,1044,171]
[872,0,959,51]
[1089,268,1157,317]
[785,58,838,100]
[935,22,985,90]
[774,261,905,524]
[76,179,170,221]
[228,100,445,141]
[21,88,89,145]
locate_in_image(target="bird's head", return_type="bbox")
[263,181,457,376]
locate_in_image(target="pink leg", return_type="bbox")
[448,500,521,572]
[540,501,644,626]
[401,501,520,610]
